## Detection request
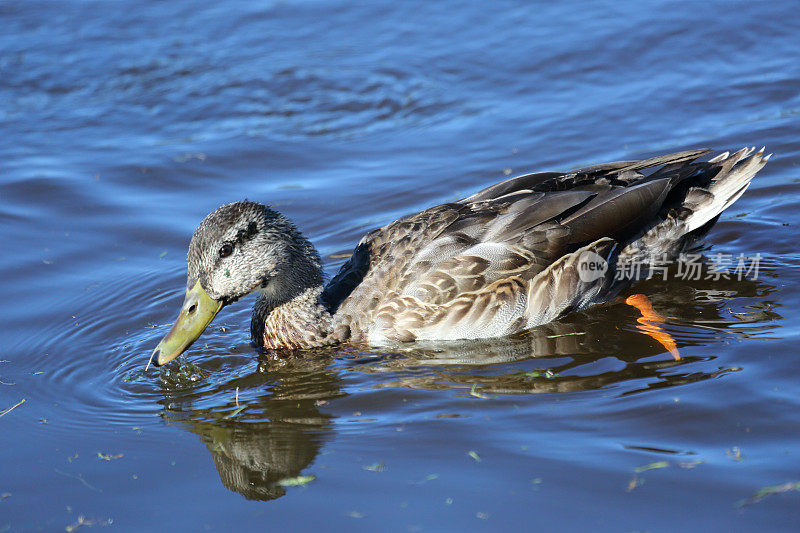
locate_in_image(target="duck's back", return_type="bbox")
[322,148,768,345]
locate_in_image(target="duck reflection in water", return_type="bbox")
[158,359,341,501]
[155,266,778,500]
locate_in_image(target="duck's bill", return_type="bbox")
[148,281,223,368]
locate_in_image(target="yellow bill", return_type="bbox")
[148,281,223,368]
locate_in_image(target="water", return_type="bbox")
[2,0,799,530]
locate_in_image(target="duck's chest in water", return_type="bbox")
[260,299,335,350]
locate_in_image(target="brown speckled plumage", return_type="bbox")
[182,147,769,352]
[256,287,332,350]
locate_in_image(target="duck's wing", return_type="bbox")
[462,148,710,202]
[324,148,765,343]
[322,192,589,319]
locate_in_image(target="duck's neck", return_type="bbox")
[249,233,335,350]
[251,285,334,350]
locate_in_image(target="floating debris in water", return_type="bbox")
[96,453,123,461]
[122,371,146,383]
[347,511,365,519]
[545,332,586,339]
[467,451,481,462]
[0,398,25,417]
[223,405,247,419]
[627,476,644,492]
[65,515,113,532]
[54,469,101,493]
[412,473,439,485]
[277,475,315,487]
[469,384,491,399]
[737,481,800,507]
[634,461,669,473]
[158,361,209,385]
[726,447,744,461]
[521,369,559,379]
[363,462,386,472]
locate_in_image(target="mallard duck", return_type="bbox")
[150,147,769,367]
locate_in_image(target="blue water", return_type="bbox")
[2,0,800,530]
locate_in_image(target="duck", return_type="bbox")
[149,147,769,367]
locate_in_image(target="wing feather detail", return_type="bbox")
[322,147,765,345]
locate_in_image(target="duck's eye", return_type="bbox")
[219,243,234,258]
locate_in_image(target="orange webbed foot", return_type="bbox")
[624,294,680,361]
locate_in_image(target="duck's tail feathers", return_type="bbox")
[682,146,770,233]
[619,147,770,264]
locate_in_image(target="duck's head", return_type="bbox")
[149,201,322,367]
